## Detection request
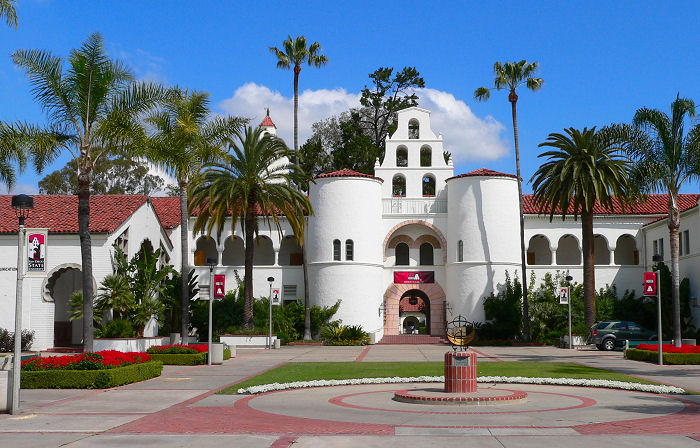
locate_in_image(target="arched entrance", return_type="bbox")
[383,282,446,336]
[43,264,84,347]
[399,290,429,334]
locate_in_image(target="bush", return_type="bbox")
[0,328,35,352]
[22,351,150,371]
[321,322,369,345]
[95,319,136,338]
[224,348,231,360]
[625,348,700,365]
[148,353,207,365]
[479,272,522,340]
[21,360,163,388]
[147,344,207,354]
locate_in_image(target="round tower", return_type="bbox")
[306,169,384,337]
[445,169,522,321]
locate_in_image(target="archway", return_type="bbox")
[43,264,84,347]
[383,281,446,336]
[399,290,429,334]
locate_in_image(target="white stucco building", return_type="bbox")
[1,107,699,349]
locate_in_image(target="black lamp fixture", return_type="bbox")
[267,276,274,283]
[565,275,573,282]
[11,194,34,225]
[652,254,663,263]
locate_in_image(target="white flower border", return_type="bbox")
[237,375,685,395]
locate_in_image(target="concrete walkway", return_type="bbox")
[0,345,698,447]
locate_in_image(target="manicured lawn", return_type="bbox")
[219,361,662,394]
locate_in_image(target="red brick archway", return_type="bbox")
[383,282,446,336]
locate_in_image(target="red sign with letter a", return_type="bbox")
[213,275,225,299]
[643,272,657,296]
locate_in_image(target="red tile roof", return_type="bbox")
[151,196,181,229]
[0,195,148,234]
[446,168,518,181]
[314,169,384,182]
[260,115,276,128]
[522,194,700,216]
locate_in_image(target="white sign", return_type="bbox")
[271,288,281,306]
[25,228,48,275]
[559,287,569,304]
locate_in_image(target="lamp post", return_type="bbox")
[566,275,573,350]
[11,194,33,415]
[652,254,663,366]
[206,257,217,366]
[267,277,274,350]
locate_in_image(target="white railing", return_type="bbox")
[383,198,447,214]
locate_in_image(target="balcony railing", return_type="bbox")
[383,197,447,214]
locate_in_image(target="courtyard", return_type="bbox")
[1,345,698,447]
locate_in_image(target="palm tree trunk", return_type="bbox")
[509,92,530,341]
[78,175,94,352]
[581,211,596,326]
[243,209,255,330]
[302,245,311,340]
[668,195,682,347]
[179,180,189,345]
[293,65,300,151]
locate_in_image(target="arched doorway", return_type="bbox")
[399,290,429,334]
[43,264,84,347]
[383,282,446,336]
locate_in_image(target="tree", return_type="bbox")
[270,35,328,339]
[143,88,243,344]
[7,32,165,351]
[189,126,312,330]
[38,157,166,195]
[626,94,700,346]
[0,0,17,29]
[359,66,425,148]
[474,60,543,340]
[531,126,634,326]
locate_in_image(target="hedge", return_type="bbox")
[21,360,163,389]
[625,348,700,365]
[149,349,232,365]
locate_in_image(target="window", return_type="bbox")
[345,239,354,261]
[408,119,419,139]
[653,238,664,260]
[333,239,341,261]
[684,230,690,255]
[396,147,408,167]
[419,243,433,265]
[679,233,683,256]
[392,175,406,197]
[395,243,409,265]
[458,240,464,262]
[420,146,432,167]
[422,175,436,196]
[115,229,129,253]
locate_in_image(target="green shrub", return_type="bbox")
[321,322,369,345]
[0,328,34,352]
[95,319,136,338]
[224,348,231,360]
[148,353,207,365]
[479,271,522,340]
[625,348,700,365]
[21,360,163,389]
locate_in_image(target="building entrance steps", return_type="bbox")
[378,334,448,345]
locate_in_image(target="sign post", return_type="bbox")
[644,269,662,365]
[267,277,275,350]
[559,287,572,349]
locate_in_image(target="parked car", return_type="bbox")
[587,320,656,351]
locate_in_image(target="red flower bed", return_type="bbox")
[636,343,700,354]
[146,344,208,355]
[22,351,151,371]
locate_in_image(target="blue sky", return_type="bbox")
[1,1,699,194]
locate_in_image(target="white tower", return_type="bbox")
[306,170,384,338]
[260,108,277,137]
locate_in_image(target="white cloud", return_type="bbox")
[218,83,508,162]
[7,183,39,195]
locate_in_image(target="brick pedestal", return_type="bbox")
[444,351,477,393]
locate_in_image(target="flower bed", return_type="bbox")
[626,346,700,365]
[146,344,208,355]
[236,375,686,395]
[636,343,700,353]
[22,351,150,371]
[145,344,232,365]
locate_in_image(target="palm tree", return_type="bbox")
[189,126,311,330]
[143,88,243,344]
[7,32,165,351]
[0,0,17,29]
[531,126,634,326]
[270,35,328,339]
[626,95,700,346]
[474,60,543,340]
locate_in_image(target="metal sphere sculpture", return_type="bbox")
[445,315,476,351]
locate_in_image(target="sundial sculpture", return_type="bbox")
[445,315,476,351]
[443,314,477,393]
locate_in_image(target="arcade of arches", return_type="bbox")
[526,234,639,266]
[383,282,446,336]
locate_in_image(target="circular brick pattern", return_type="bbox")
[393,387,527,405]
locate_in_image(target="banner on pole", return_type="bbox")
[559,287,569,304]
[213,275,225,299]
[643,272,657,296]
[271,288,281,306]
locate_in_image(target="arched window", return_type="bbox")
[392,175,406,197]
[556,235,581,265]
[278,235,302,266]
[594,235,610,265]
[194,236,218,266]
[395,243,409,265]
[396,146,408,167]
[457,240,464,262]
[420,146,432,167]
[419,243,433,265]
[527,235,552,265]
[253,236,275,265]
[422,175,436,196]
[222,236,245,266]
[614,235,638,265]
[408,119,419,139]
[345,240,354,261]
[333,239,341,261]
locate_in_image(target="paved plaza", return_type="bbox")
[1,345,699,447]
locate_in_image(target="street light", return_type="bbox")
[565,275,573,350]
[11,194,33,415]
[267,277,274,350]
[206,257,217,366]
[652,254,664,365]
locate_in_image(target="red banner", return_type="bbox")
[394,271,434,284]
[643,272,657,296]
[213,275,226,299]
